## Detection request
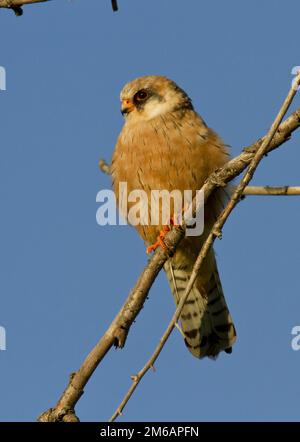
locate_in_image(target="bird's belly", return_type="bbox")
[113,148,206,244]
[112,119,227,244]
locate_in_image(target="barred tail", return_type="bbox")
[164,251,236,359]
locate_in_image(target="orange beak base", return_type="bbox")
[121,99,135,115]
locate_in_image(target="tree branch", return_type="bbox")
[0,0,119,15]
[38,100,300,421]
[0,0,51,16]
[99,160,300,196]
[243,186,300,195]
[109,72,300,422]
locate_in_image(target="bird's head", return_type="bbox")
[120,76,193,122]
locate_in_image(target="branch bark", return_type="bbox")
[38,101,300,421]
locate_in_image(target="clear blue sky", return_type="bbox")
[0,0,300,422]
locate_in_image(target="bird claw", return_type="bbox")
[146,227,170,254]
[146,225,171,254]
[146,212,182,254]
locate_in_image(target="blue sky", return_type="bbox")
[0,0,300,422]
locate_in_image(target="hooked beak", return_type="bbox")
[121,99,135,116]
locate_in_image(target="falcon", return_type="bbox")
[111,76,236,358]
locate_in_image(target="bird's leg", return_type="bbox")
[146,214,180,254]
[146,224,171,254]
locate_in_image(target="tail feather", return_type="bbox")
[164,252,236,359]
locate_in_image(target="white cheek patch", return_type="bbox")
[143,100,173,119]
[143,89,180,120]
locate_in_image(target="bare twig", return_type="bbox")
[109,73,300,422]
[0,0,49,4]
[38,101,300,422]
[99,159,111,175]
[243,186,300,195]
[0,0,51,15]
[111,0,118,12]
[0,0,119,15]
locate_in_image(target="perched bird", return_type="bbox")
[111,76,236,358]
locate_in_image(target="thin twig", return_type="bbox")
[99,159,111,175]
[0,0,51,15]
[0,0,119,15]
[109,72,300,422]
[243,186,300,195]
[0,0,49,4]
[111,0,118,12]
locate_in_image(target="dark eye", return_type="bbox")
[134,89,148,101]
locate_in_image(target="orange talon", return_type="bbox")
[146,225,171,254]
[146,211,184,255]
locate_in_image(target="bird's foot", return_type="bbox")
[146,215,180,254]
[146,225,171,254]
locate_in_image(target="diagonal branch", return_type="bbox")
[38,99,300,421]
[109,72,300,422]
